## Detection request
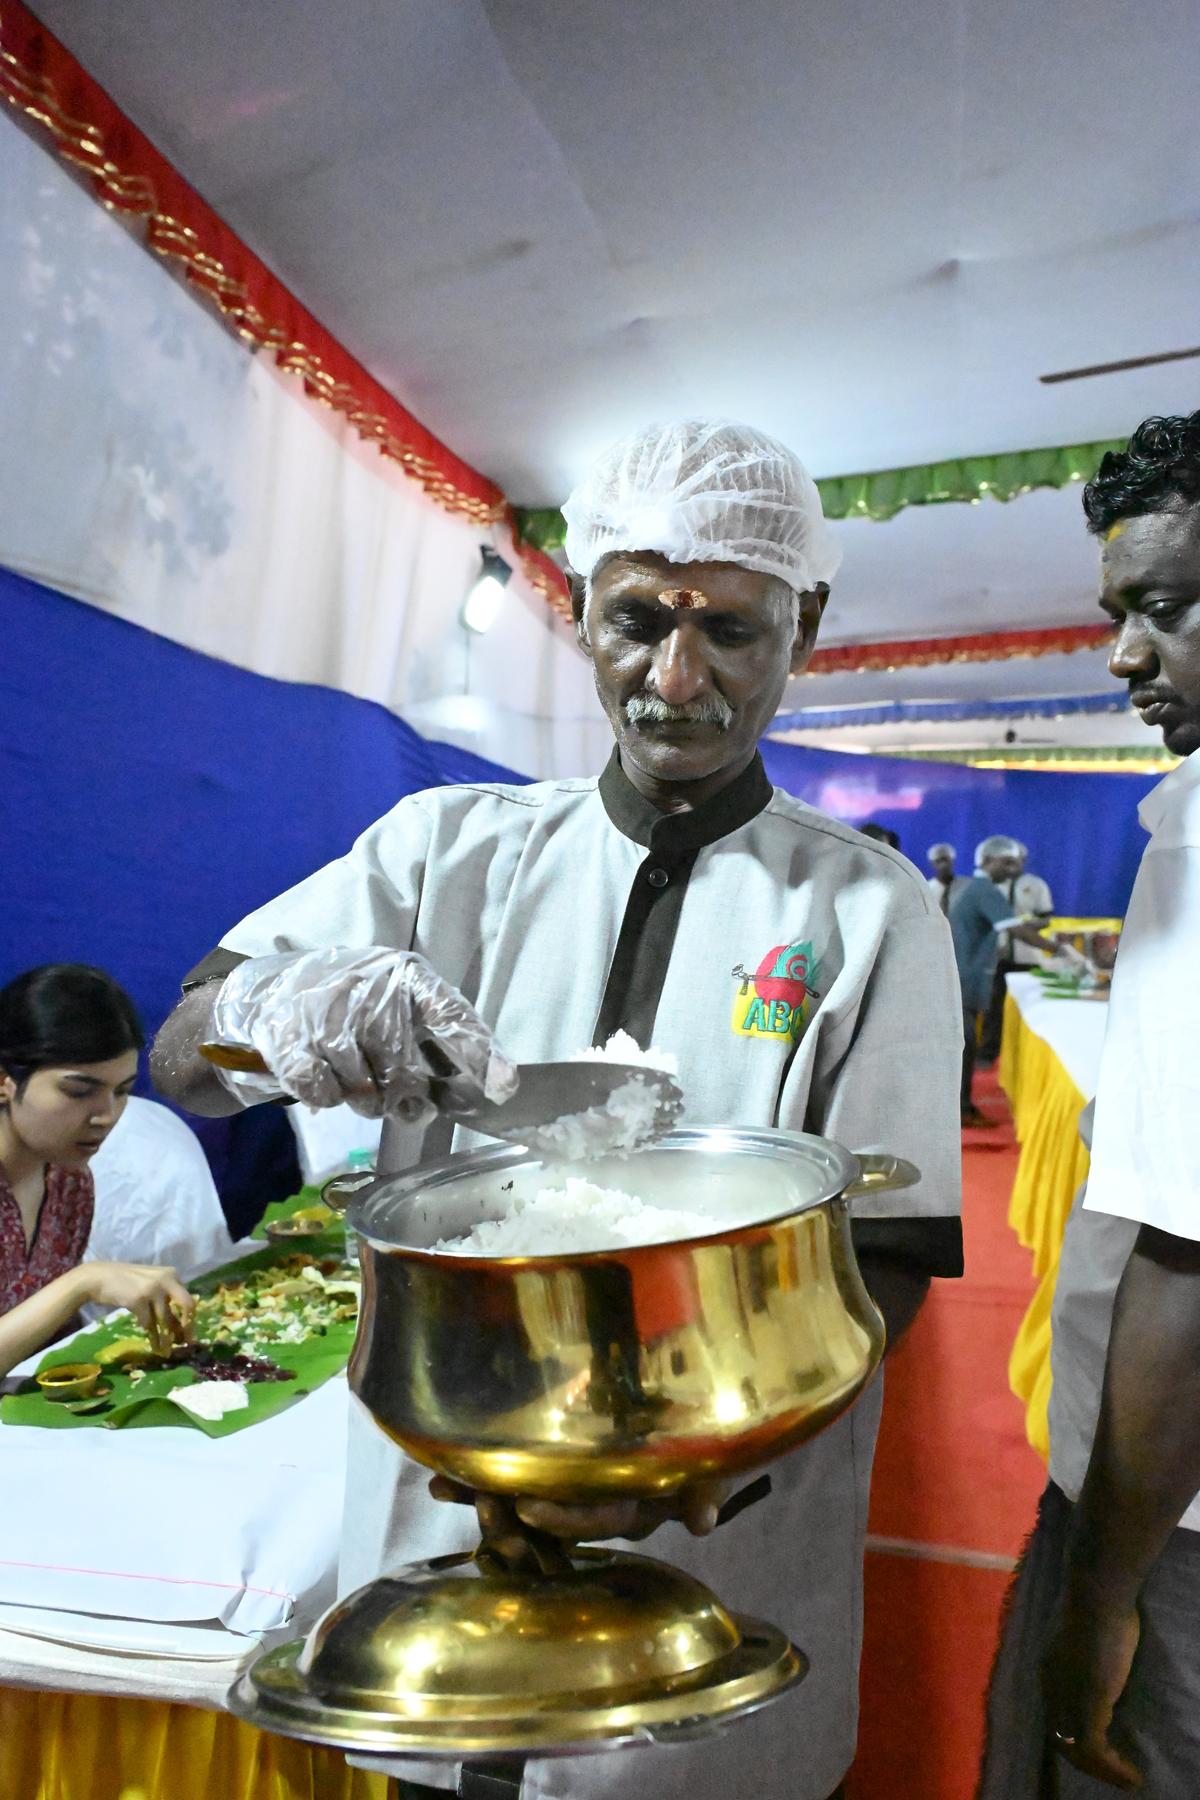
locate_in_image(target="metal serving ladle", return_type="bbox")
[199,1041,684,1158]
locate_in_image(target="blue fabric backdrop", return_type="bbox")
[0,567,529,1229]
[758,739,1157,918]
[2,564,1158,1221]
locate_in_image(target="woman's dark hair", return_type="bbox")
[0,964,144,1091]
[1083,412,1200,536]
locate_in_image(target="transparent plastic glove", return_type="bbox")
[209,948,517,1122]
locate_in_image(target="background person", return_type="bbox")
[152,417,964,1800]
[950,838,1077,1126]
[1010,843,1055,957]
[926,842,969,916]
[979,840,1055,1063]
[0,963,194,1367]
[981,411,1200,1797]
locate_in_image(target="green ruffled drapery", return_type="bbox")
[513,436,1126,554]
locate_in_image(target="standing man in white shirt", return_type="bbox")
[153,420,964,1800]
[926,842,969,916]
[980,410,1200,1797]
[1010,845,1055,964]
[979,843,1055,1063]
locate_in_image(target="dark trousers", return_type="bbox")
[978,1482,1200,1797]
[961,1003,978,1113]
[392,1770,523,1799]
[979,956,1016,1064]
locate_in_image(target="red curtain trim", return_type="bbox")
[803,622,1114,674]
[0,0,573,599]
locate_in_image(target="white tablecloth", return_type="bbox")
[0,1608,268,1705]
[1005,972,1108,1103]
[0,1374,348,1635]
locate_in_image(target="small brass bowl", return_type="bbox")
[265,1213,329,1242]
[348,1128,907,1505]
[36,1361,102,1400]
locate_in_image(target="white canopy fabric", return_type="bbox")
[0,109,605,775]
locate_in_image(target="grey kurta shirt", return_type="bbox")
[207,753,963,1799]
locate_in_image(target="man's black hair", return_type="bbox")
[1083,411,1200,536]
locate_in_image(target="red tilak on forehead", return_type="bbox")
[656,586,711,610]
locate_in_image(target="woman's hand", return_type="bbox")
[80,1262,195,1355]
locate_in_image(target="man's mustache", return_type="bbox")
[624,693,734,731]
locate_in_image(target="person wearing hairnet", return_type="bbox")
[926,842,969,915]
[153,420,964,1800]
[952,836,1077,1127]
[978,842,1055,1064]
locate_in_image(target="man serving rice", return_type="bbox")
[153,420,963,1800]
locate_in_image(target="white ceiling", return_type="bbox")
[816,483,1105,645]
[26,0,1200,736]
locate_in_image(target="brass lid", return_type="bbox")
[230,1550,806,1756]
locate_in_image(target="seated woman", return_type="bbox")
[0,964,193,1376]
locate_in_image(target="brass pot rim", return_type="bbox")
[348,1125,864,1262]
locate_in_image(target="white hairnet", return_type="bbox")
[562,419,843,594]
[975,834,1022,865]
[926,843,956,863]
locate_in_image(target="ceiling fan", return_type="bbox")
[1040,346,1200,384]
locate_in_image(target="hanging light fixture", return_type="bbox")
[461,547,512,634]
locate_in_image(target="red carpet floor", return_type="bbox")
[845,1071,1046,1800]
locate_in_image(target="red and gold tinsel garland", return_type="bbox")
[804,621,1114,675]
[0,0,566,601]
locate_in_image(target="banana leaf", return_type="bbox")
[0,1241,358,1437]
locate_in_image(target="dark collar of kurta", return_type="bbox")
[598,748,773,863]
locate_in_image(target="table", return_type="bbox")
[998,973,1108,1457]
[0,1320,391,1798]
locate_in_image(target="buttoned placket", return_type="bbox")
[592,751,773,1048]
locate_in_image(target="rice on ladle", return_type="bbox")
[516,1032,681,1163]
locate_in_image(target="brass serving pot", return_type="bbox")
[347,1127,907,1505]
[232,1130,915,1757]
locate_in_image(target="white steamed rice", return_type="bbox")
[436,1036,690,1254]
[516,1033,680,1162]
[520,1074,660,1162]
[434,1177,713,1256]
[572,1029,679,1077]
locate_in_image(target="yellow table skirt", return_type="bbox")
[998,992,1091,1460]
[0,1687,391,1800]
